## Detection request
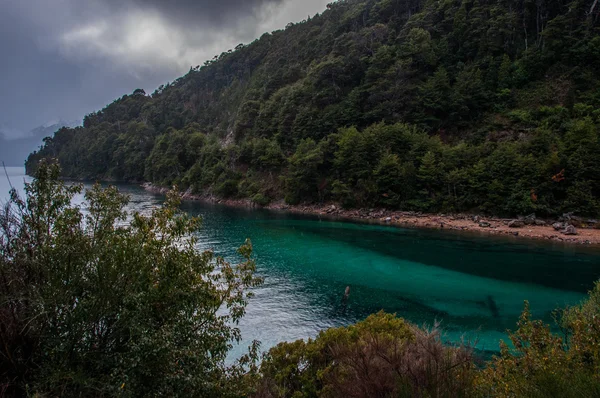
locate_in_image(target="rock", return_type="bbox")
[552,222,565,231]
[473,215,480,223]
[479,221,491,228]
[512,232,519,236]
[534,219,547,226]
[508,220,525,228]
[559,212,574,222]
[385,217,392,223]
[561,225,578,235]
[523,213,536,225]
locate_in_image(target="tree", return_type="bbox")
[284,139,327,204]
[0,162,262,396]
[418,151,440,198]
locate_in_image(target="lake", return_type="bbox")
[2,167,600,358]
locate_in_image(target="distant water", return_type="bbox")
[3,167,600,359]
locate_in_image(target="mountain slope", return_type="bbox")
[1,121,80,166]
[27,0,600,216]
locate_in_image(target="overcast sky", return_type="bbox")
[0,0,330,138]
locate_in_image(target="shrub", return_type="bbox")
[252,193,271,207]
[0,162,262,396]
[253,312,476,398]
[477,283,600,397]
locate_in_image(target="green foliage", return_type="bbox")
[477,283,600,397]
[26,0,600,217]
[252,193,271,207]
[0,162,262,396]
[253,312,476,398]
[284,139,329,204]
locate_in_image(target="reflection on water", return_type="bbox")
[3,167,600,359]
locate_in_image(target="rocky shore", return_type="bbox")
[143,183,600,246]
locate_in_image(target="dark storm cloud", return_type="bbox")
[97,0,284,26]
[0,0,330,137]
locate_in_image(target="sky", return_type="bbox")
[0,0,331,139]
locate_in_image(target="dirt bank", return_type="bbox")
[143,183,600,246]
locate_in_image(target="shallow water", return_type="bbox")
[3,167,600,358]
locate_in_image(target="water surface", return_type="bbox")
[3,167,599,358]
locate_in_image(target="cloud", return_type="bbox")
[58,0,331,69]
[0,0,331,135]
[97,0,284,26]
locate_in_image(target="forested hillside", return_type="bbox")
[27,0,600,216]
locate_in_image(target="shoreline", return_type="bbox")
[142,183,600,247]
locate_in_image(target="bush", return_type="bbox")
[477,282,600,397]
[253,312,476,398]
[252,193,271,207]
[215,178,240,198]
[0,162,262,396]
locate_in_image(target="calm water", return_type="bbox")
[2,167,600,357]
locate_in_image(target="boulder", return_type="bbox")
[559,212,574,222]
[561,225,578,235]
[534,219,547,226]
[552,222,565,231]
[479,221,491,228]
[523,213,536,225]
[508,220,525,228]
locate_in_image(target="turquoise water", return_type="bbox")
[2,167,600,357]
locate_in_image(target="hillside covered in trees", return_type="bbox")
[27,0,600,216]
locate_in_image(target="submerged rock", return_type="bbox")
[508,220,524,228]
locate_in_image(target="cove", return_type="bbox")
[175,199,600,357]
[3,168,600,358]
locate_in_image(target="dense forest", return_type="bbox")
[27,0,600,216]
